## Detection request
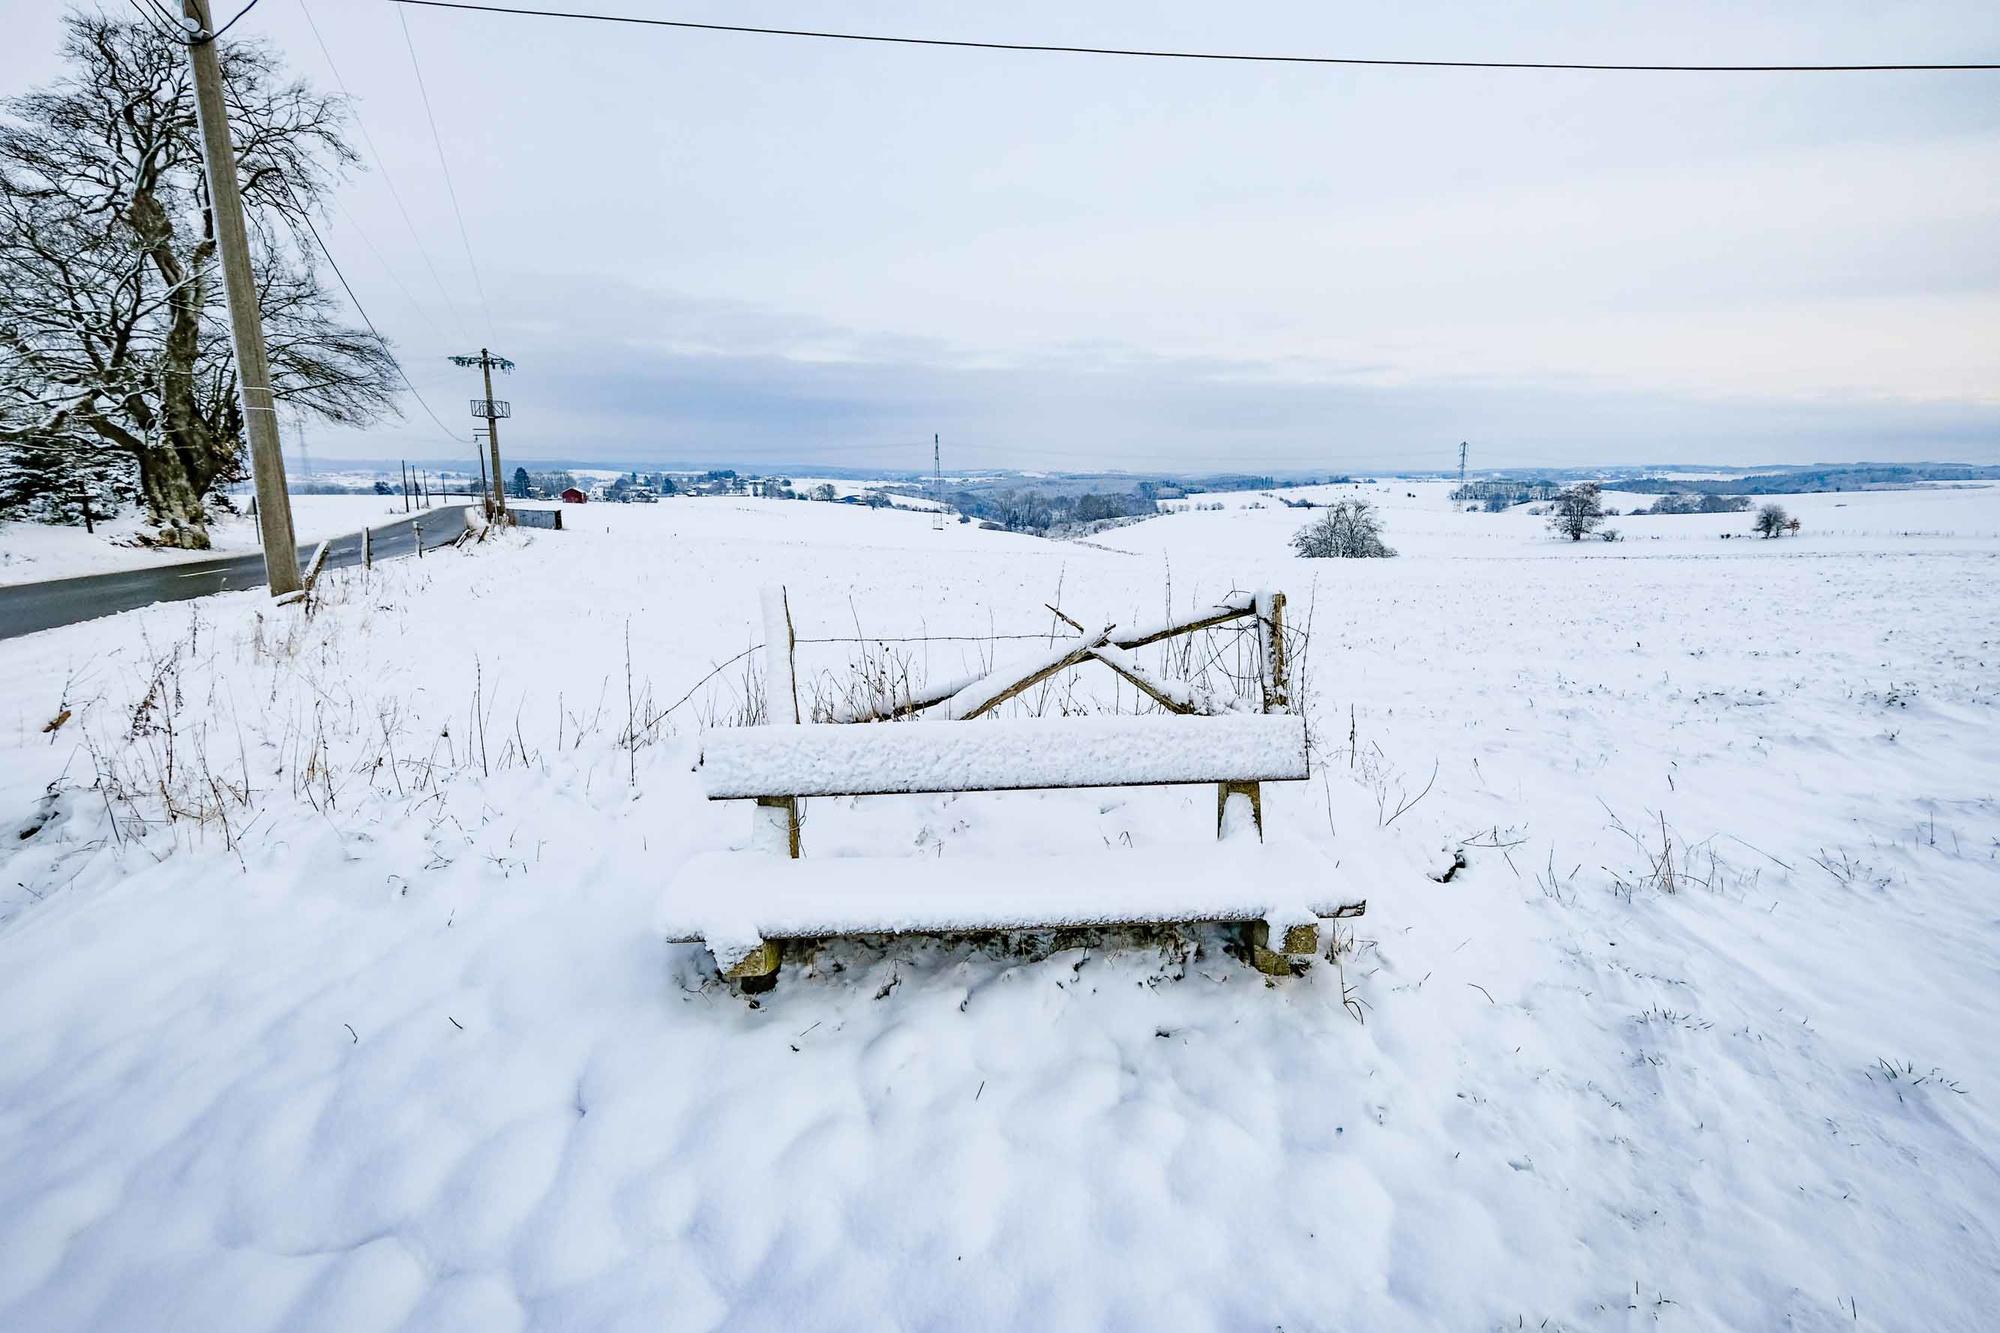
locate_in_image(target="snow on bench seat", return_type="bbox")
[659,843,1360,971]
[696,712,1308,799]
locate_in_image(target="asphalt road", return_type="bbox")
[0,507,472,642]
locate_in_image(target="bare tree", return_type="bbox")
[1754,503,1790,538]
[0,15,398,546]
[1547,482,1606,541]
[1291,497,1396,558]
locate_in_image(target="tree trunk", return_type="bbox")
[127,191,237,549]
[135,445,213,548]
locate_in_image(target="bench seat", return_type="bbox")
[660,842,1365,977]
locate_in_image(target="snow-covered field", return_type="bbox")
[2,487,1996,1330]
[1165,477,2000,554]
[0,494,424,585]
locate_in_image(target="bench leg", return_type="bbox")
[1216,781,1263,842]
[733,798,798,993]
[754,796,802,859]
[724,939,782,993]
[1243,918,1320,977]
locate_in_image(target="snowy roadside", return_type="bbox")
[1,495,1996,1330]
[0,494,428,586]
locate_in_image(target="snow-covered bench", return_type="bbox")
[660,712,1365,990]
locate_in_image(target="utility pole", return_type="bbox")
[451,349,514,518]
[1457,441,1469,505]
[180,0,301,595]
[474,431,489,504]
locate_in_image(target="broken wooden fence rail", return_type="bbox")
[831,590,1274,723]
[273,538,332,607]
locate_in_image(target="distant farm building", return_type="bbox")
[560,487,587,504]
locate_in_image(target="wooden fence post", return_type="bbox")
[756,584,803,861]
[732,585,804,992]
[760,585,801,726]
[1260,591,1288,713]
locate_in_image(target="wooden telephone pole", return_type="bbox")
[180,0,301,594]
[451,349,514,518]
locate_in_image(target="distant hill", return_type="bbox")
[1611,464,2000,496]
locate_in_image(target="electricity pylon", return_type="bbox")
[932,433,944,531]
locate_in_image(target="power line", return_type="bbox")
[126,0,181,42]
[385,1,2000,74]
[213,0,263,39]
[328,193,450,343]
[291,199,470,449]
[296,0,476,345]
[397,7,500,344]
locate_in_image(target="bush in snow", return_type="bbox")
[1755,503,1791,538]
[1291,498,1395,559]
[1547,483,1607,542]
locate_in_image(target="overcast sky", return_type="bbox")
[6,1,1998,472]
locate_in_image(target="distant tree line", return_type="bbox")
[1643,492,1752,515]
[1614,464,2000,496]
[1189,474,1280,493]
[947,487,1158,533]
[1456,480,1564,510]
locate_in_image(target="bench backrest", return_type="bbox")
[698,712,1308,799]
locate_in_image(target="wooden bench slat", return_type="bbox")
[659,843,1362,960]
[696,712,1308,799]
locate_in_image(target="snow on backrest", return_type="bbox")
[697,712,1309,798]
